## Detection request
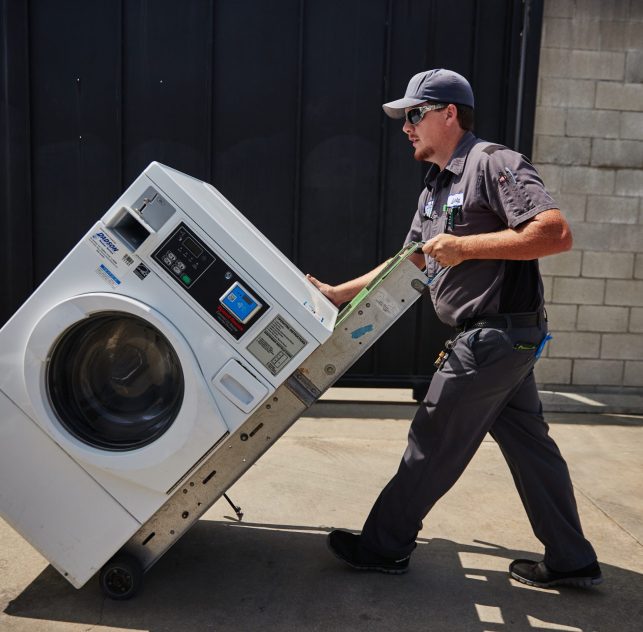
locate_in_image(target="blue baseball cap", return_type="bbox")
[382,69,475,118]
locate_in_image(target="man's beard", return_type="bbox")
[413,144,433,162]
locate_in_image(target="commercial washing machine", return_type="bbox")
[0,162,338,589]
[0,162,430,599]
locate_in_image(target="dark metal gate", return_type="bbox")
[0,0,543,394]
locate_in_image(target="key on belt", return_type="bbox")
[434,338,454,370]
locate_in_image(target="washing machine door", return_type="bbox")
[23,292,231,500]
[46,311,184,451]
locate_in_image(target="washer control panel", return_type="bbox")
[155,225,216,288]
[153,222,269,339]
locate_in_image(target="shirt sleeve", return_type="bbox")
[482,149,558,228]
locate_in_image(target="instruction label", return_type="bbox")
[247,315,307,376]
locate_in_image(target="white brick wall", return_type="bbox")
[567,109,620,138]
[582,251,634,277]
[545,304,578,330]
[630,308,643,332]
[605,280,643,306]
[552,278,605,304]
[586,196,638,223]
[625,361,643,385]
[539,250,582,276]
[601,334,643,359]
[577,305,629,331]
[573,359,624,384]
[534,358,572,384]
[534,0,643,389]
[621,113,643,140]
[595,82,643,110]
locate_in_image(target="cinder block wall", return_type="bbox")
[533,0,643,391]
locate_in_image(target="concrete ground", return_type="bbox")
[1,392,642,631]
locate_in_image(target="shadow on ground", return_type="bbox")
[4,520,641,631]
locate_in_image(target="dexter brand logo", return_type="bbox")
[94,231,119,253]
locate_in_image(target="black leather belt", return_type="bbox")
[456,312,543,333]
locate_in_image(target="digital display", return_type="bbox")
[183,236,203,258]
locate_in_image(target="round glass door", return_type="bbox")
[47,312,185,451]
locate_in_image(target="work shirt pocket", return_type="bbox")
[497,172,536,223]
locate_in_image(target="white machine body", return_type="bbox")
[0,162,337,587]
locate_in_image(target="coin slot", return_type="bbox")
[108,207,151,251]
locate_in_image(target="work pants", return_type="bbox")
[360,323,597,571]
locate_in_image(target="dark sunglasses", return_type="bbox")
[405,103,448,125]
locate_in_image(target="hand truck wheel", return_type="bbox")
[99,553,144,600]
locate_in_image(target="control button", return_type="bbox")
[163,257,171,265]
[172,265,181,274]
[181,274,192,285]
[177,262,186,271]
[167,252,176,261]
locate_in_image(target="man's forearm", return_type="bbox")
[306,259,391,306]
[331,260,391,303]
[424,208,573,267]
[459,213,572,260]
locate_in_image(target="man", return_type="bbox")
[307,69,602,589]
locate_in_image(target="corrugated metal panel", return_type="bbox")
[0,0,543,393]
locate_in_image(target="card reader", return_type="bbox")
[220,282,262,324]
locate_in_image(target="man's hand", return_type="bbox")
[306,274,343,306]
[422,233,465,267]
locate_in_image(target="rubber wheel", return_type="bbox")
[99,553,144,600]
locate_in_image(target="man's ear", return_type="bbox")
[444,104,459,127]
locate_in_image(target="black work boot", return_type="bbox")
[509,559,603,588]
[326,529,412,574]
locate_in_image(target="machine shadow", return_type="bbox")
[5,520,641,632]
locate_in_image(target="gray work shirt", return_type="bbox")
[405,132,558,327]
